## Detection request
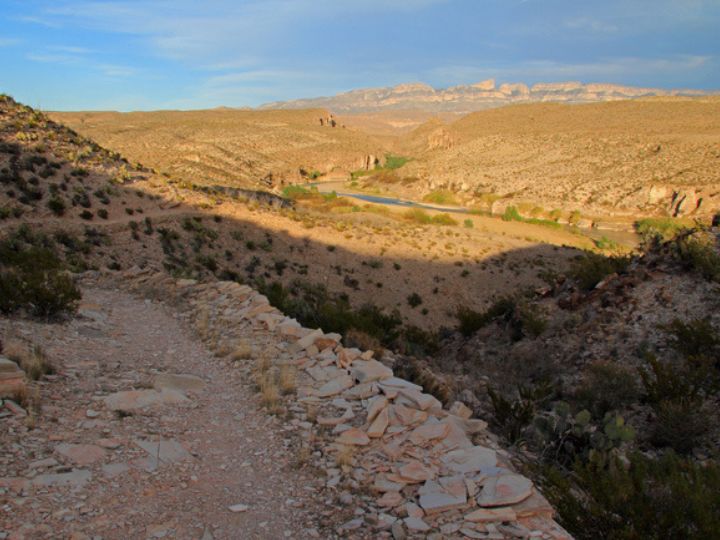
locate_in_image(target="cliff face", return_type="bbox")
[260,79,712,113]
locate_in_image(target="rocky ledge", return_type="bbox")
[126,269,572,540]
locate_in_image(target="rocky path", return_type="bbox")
[0,286,333,540]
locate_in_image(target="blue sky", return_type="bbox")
[1,0,718,111]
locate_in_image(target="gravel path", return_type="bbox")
[1,286,332,540]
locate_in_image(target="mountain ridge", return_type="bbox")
[260,79,715,113]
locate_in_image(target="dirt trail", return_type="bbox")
[0,286,332,540]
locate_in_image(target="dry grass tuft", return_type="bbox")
[335,444,355,469]
[232,340,254,361]
[279,364,297,395]
[195,308,210,339]
[5,340,53,381]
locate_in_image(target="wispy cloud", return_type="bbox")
[27,49,137,78]
[0,37,21,47]
[427,55,713,86]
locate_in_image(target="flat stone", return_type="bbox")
[419,490,467,515]
[367,407,389,438]
[465,507,518,523]
[392,404,428,426]
[55,444,106,466]
[288,328,323,354]
[367,396,388,423]
[404,517,431,532]
[398,389,442,411]
[228,504,249,513]
[478,474,533,507]
[104,389,189,412]
[135,439,191,465]
[336,428,370,446]
[316,375,354,398]
[154,373,205,393]
[397,460,435,483]
[441,446,497,474]
[377,491,404,507]
[32,470,91,488]
[409,422,449,445]
[379,378,423,393]
[343,382,379,400]
[350,359,393,384]
[102,462,129,479]
[29,457,58,469]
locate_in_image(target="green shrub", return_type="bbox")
[675,235,720,282]
[636,217,688,244]
[575,361,641,417]
[407,292,423,308]
[423,190,457,205]
[502,205,522,222]
[463,218,474,228]
[541,452,720,539]
[649,399,710,454]
[569,252,631,291]
[47,197,66,216]
[0,239,81,318]
[383,154,409,170]
[79,210,93,220]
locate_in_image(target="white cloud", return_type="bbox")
[27,50,137,78]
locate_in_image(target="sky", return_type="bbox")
[0,0,718,111]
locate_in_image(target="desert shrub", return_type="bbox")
[674,234,720,282]
[456,297,545,340]
[574,361,640,417]
[488,382,555,443]
[79,210,93,220]
[463,218,473,228]
[47,197,66,216]
[258,280,403,349]
[649,399,710,454]
[456,297,517,336]
[97,208,108,219]
[383,154,409,169]
[542,452,720,540]
[0,236,80,318]
[636,217,687,244]
[423,190,457,205]
[407,292,423,308]
[403,208,457,226]
[431,213,457,226]
[569,252,631,291]
[502,205,522,222]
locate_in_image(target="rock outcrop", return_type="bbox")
[260,80,713,113]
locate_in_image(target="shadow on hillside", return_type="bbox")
[0,110,585,345]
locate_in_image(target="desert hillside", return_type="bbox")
[50,108,389,192]
[352,99,720,224]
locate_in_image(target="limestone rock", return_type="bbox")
[478,474,533,507]
[336,427,370,446]
[55,444,106,466]
[350,359,393,384]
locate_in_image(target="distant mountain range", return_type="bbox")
[260,79,713,113]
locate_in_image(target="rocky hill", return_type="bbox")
[354,99,720,225]
[50,108,389,192]
[260,79,713,114]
